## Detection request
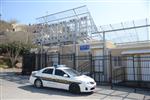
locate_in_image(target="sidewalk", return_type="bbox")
[95,86,150,100]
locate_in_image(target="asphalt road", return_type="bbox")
[0,68,150,100]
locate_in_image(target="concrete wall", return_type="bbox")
[53,41,116,56]
[110,41,150,56]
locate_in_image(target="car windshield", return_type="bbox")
[64,68,81,77]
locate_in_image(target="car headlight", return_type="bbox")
[86,82,91,84]
[86,82,95,84]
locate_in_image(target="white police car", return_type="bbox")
[29,65,96,93]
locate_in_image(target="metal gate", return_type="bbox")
[60,54,75,69]
[76,54,92,76]
[47,53,60,66]
[22,53,36,74]
[92,55,109,84]
[112,55,150,89]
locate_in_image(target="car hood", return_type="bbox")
[74,75,94,83]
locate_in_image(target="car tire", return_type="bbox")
[34,79,43,88]
[69,83,80,94]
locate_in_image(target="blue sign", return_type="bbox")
[80,45,90,51]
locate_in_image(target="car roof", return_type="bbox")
[43,65,70,70]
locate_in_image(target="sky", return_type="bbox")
[0,0,150,26]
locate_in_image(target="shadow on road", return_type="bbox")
[19,85,93,97]
[0,72,29,84]
[1,71,93,97]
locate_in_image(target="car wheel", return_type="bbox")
[34,79,43,88]
[69,83,80,94]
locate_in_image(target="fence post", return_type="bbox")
[58,52,60,65]
[123,56,126,82]
[32,52,36,71]
[45,53,47,67]
[37,53,40,70]
[110,53,113,89]
[133,55,136,92]
[73,53,76,70]
[89,52,93,77]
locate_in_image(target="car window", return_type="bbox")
[42,68,53,74]
[55,69,66,77]
[64,68,80,77]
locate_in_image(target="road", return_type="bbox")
[0,68,150,100]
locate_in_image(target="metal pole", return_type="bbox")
[92,24,150,34]
[103,32,107,81]
[36,5,86,20]
[73,53,76,70]
[90,52,93,77]
[73,18,77,70]
[109,52,113,89]
[73,9,80,70]
[132,55,136,92]
[58,52,60,65]
[40,42,43,69]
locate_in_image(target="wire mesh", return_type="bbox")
[99,18,150,44]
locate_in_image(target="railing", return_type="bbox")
[112,55,150,90]
[22,53,150,90]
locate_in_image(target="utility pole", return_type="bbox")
[73,19,77,70]
[103,32,107,81]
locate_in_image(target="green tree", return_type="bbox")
[0,41,32,67]
[0,20,13,32]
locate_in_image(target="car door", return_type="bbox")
[54,69,72,90]
[40,68,56,88]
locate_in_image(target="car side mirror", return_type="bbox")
[63,74,69,78]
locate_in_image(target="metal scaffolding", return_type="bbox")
[33,5,101,46]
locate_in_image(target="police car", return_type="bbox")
[29,65,96,93]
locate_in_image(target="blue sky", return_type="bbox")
[0,0,150,26]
